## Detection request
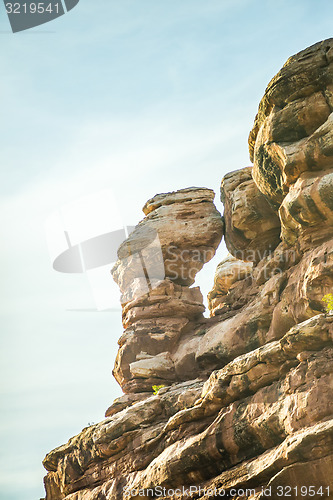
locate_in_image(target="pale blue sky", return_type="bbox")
[1,1,333,499]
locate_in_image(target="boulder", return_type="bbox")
[221,167,281,262]
[113,187,223,290]
[249,38,333,206]
[208,254,253,316]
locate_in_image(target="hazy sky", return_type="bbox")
[1,1,333,499]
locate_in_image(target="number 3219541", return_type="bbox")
[5,3,61,14]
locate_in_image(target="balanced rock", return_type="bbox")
[111,187,222,393]
[113,187,223,290]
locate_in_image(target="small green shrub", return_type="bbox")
[322,293,333,312]
[152,384,165,395]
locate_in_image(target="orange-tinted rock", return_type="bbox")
[208,255,253,316]
[221,167,281,262]
[279,169,333,249]
[113,187,223,290]
[197,273,285,369]
[268,240,333,341]
[121,279,205,329]
[43,316,333,499]
[111,187,222,393]
[105,392,151,418]
[249,39,333,206]
[42,40,333,500]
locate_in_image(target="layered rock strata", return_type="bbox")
[42,314,333,500]
[207,255,253,316]
[42,39,333,500]
[249,38,333,206]
[111,187,223,394]
[279,170,333,249]
[221,167,281,262]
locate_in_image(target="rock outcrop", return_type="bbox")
[279,170,333,249]
[42,39,333,500]
[111,187,223,394]
[249,38,333,207]
[207,255,253,316]
[221,167,281,262]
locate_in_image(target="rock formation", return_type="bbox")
[42,39,333,500]
[249,38,333,207]
[221,167,281,262]
[110,187,223,394]
[207,255,253,316]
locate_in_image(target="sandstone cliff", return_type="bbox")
[42,39,333,500]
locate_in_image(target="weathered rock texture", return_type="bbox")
[42,39,333,500]
[113,187,223,292]
[207,255,253,316]
[221,167,281,262]
[111,187,223,394]
[279,170,333,250]
[249,38,333,206]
